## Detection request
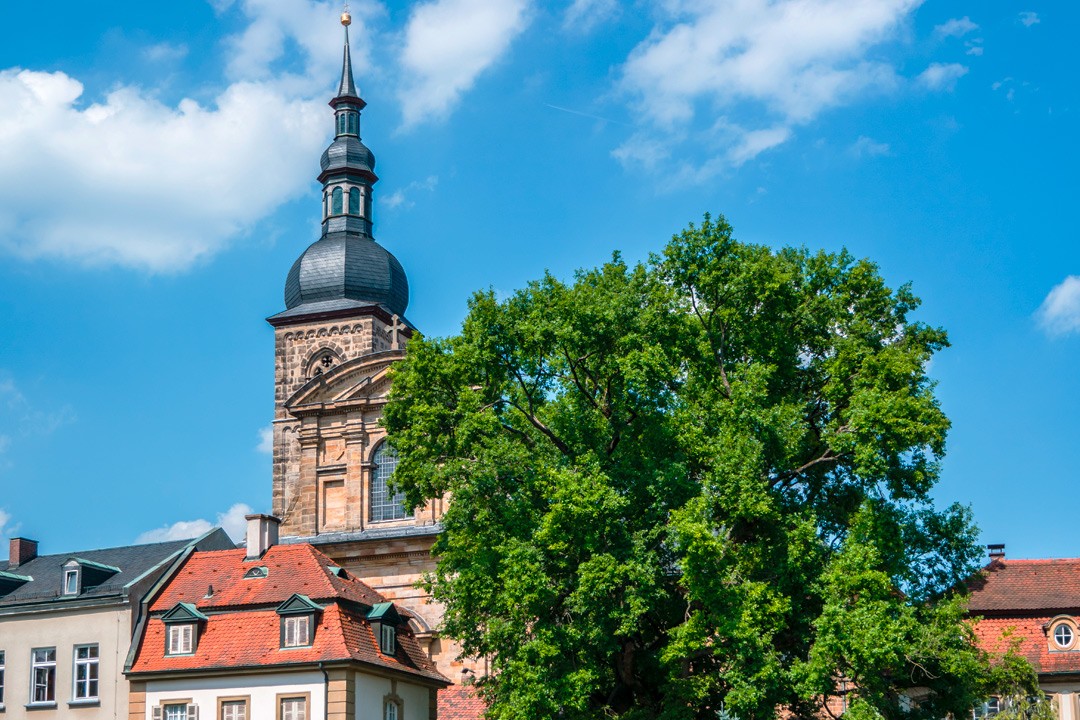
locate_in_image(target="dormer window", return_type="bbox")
[380,623,395,655]
[61,557,120,597]
[367,602,402,656]
[277,594,322,650]
[167,624,193,655]
[1047,616,1079,651]
[64,568,79,595]
[283,616,312,648]
[161,602,207,656]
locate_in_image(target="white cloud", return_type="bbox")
[1037,276,1080,336]
[398,0,530,127]
[143,42,189,63]
[136,502,252,544]
[383,175,439,210]
[966,45,984,56]
[611,132,673,170]
[934,17,978,38]
[563,0,619,31]
[615,0,921,181]
[1019,11,1040,27]
[0,508,18,538]
[850,135,892,156]
[917,62,969,91]
[257,424,274,454]
[0,375,76,449]
[729,125,792,166]
[620,0,918,128]
[0,69,326,271]
[224,0,378,89]
[0,0,385,272]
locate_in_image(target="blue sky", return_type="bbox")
[0,0,1075,560]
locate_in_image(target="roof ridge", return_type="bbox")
[18,537,192,561]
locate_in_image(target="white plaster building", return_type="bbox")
[0,530,232,720]
[125,515,448,720]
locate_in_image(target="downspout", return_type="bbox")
[319,661,330,720]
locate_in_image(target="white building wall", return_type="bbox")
[354,673,430,720]
[145,672,324,719]
[0,603,131,720]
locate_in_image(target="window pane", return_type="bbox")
[371,445,409,522]
[66,571,78,594]
[332,187,343,215]
[349,187,360,215]
[223,700,246,720]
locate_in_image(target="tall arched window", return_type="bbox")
[322,191,328,219]
[338,114,346,135]
[364,189,372,219]
[331,187,343,215]
[348,187,360,215]
[371,444,410,522]
[348,112,358,135]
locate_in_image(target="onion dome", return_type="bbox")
[284,233,409,317]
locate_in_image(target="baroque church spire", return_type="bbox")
[270,9,410,323]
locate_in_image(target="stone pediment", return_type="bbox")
[285,350,403,411]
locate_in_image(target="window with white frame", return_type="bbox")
[1054,623,1074,648]
[72,644,99,700]
[64,568,79,595]
[281,696,307,720]
[384,699,399,720]
[30,647,56,704]
[973,698,1001,720]
[283,615,312,648]
[221,699,246,720]
[164,703,189,720]
[167,624,194,655]
[0,650,5,706]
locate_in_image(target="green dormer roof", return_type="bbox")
[66,557,122,574]
[162,601,208,623]
[277,593,323,615]
[367,601,401,624]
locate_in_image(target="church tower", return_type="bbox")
[265,11,474,680]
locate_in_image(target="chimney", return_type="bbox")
[9,537,38,568]
[987,543,1005,561]
[244,515,280,560]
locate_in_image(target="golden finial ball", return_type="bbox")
[341,12,351,25]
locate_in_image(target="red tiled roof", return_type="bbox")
[130,544,447,683]
[439,684,486,720]
[130,603,445,680]
[967,558,1080,613]
[149,544,383,611]
[974,616,1080,675]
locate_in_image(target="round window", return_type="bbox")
[1054,623,1074,648]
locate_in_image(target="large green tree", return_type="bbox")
[383,215,1037,720]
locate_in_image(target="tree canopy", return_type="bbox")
[383,214,1039,720]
